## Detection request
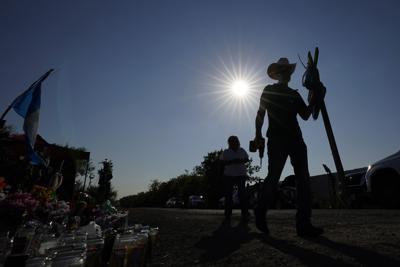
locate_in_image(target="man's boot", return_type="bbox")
[254,205,269,234]
[296,222,324,237]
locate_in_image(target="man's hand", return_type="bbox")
[254,135,264,147]
[307,81,326,120]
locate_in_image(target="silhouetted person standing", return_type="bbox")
[253,58,323,237]
[220,136,250,221]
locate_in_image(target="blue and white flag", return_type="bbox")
[11,69,53,165]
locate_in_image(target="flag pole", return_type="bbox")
[0,106,12,128]
[1,106,13,121]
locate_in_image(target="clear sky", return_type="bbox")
[1,0,400,198]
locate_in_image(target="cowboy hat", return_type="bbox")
[267,58,296,80]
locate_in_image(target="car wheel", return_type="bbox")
[371,170,400,208]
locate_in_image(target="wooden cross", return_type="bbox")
[305,47,349,207]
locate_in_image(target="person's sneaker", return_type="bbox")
[241,211,251,223]
[255,219,269,234]
[221,216,231,228]
[296,224,324,237]
[254,208,269,234]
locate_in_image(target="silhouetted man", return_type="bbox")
[253,58,323,237]
[220,136,250,222]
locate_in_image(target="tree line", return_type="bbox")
[119,150,260,208]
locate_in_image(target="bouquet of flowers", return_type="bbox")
[31,185,55,204]
[0,192,39,231]
[47,200,70,222]
[2,192,38,213]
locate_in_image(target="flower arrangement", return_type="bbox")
[47,200,70,221]
[0,192,39,231]
[31,185,55,204]
[2,192,39,213]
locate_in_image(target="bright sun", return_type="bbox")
[231,79,250,97]
[202,51,265,121]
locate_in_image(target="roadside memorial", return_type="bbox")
[0,139,160,266]
[0,72,160,266]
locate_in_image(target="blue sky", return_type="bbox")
[1,0,400,198]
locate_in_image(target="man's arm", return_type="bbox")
[297,92,316,121]
[255,89,267,138]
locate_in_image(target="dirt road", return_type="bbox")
[128,208,400,267]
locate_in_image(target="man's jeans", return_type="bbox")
[223,175,248,218]
[257,136,312,225]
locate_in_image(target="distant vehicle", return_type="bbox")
[165,197,185,208]
[187,195,205,208]
[218,189,240,208]
[365,150,400,207]
[276,175,297,209]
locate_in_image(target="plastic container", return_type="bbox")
[109,234,138,267]
[38,235,58,255]
[85,237,104,267]
[25,256,51,267]
[51,254,86,267]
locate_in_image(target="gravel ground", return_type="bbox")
[128,208,400,267]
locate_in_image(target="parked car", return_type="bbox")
[364,150,400,207]
[187,195,205,208]
[165,197,185,208]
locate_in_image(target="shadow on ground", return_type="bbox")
[195,221,400,267]
[307,236,400,267]
[259,235,352,267]
[259,235,400,267]
[195,220,258,263]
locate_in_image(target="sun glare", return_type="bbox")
[231,80,250,97]
[198,50,265,123]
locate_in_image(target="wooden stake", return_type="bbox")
[320,101,349,207]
